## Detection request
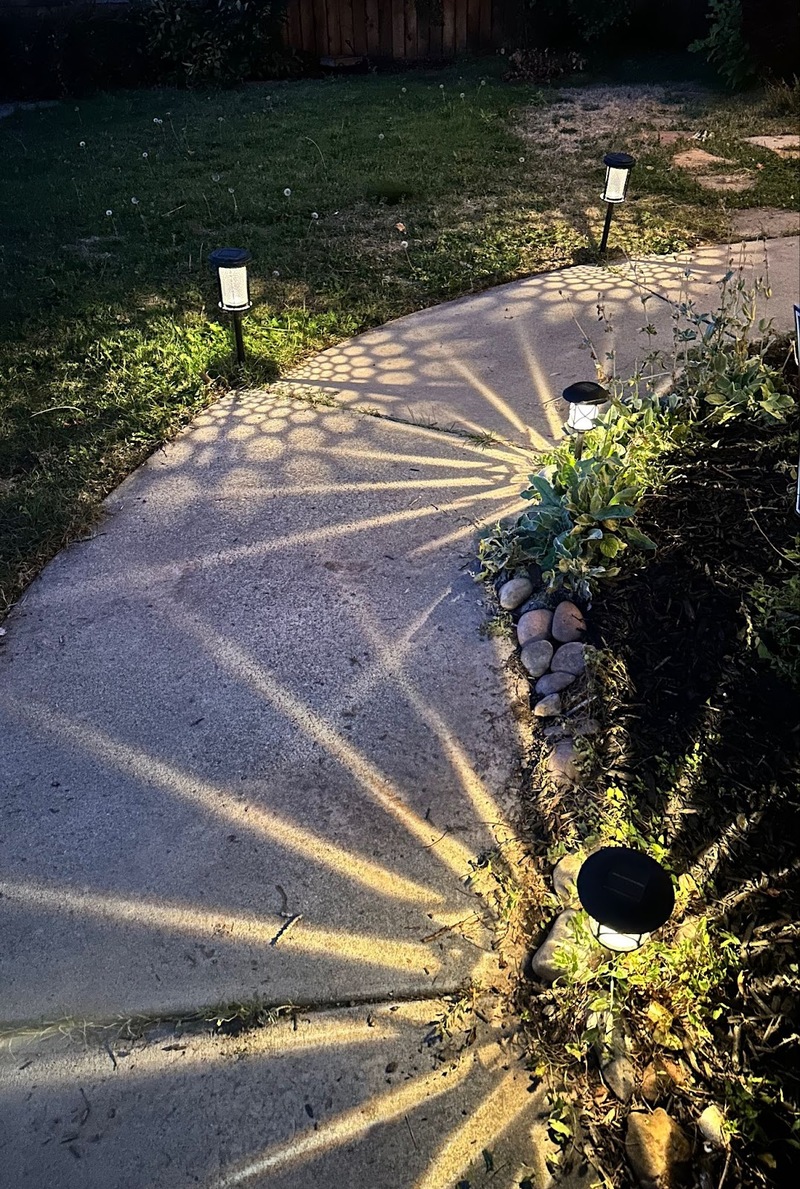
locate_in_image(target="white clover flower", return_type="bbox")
[400,240,409,249]
[272,269,280,277]
[311,211,319,219]
[283,188,292,197]
[131,197,139,205]
[142,151,148,159]
[105,209,113,217]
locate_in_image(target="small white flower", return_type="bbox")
[79,141,86,148]
[272,269,280,277]
[131,197,139,205]
[378,133,385,140]
[283,188,292,197]
[105,209,113,217]
[311,211,319,219]
[142,151,148,159]
[400,240,409,249]
[212,173,221,182]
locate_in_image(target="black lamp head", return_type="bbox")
[577,846,675,937]
[562,381,609,407]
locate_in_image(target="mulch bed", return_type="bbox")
[592,401,800,1182]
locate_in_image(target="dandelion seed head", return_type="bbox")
[212,173,221,182]
[401,87,407,94]
[228,187,235,194]
[378,133,385,140]
[311,211,319,219]
[439,84,444,90]
[131,197,139,205]
[283,188,292,197]
[400,240,409,249]
[142,151,149,159]
[519,156,525,163]
[105,209,113,217]
[272,269,280,277]
[460,93,465,100]
[79,141,86,148]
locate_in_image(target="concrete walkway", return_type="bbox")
[1,238,797,1189]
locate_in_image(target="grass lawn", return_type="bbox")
[1,57,797,613]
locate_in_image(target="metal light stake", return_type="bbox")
[209,247,252,365]
[599,152,635,256]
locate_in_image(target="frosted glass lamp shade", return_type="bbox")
[562,381,609,431]
[587,916,650,953]
[209,247,252,312]
[602,153,635,203]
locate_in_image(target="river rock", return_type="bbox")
[642,1058,686,1103]
[533,693,562,717]
[498,576,533,610]
[698,1104,729,1149]
[517,608,553,647]
[552,600,587,643]
[520,639,553,678]
[529,908,578,982]
[626,1109,691,1189]
[603,1055,636,1104]
[546,739,579,785]
[551,641,586,675]
[534,671,576,696]
[552,852,583,903]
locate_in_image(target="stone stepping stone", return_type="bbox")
[743,134,800,159]
[672,147,734,170]
[696,171,755,192]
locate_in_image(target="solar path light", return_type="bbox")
[562,380,609,458]
[209,247,252,365]
[577,846,675,953]
[599,152,636,255]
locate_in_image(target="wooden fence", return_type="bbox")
[285,0,518,60]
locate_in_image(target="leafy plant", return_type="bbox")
[690,0,756,89]
[745,570,800,689]
[132,0,290,85]
[764,73,800,116]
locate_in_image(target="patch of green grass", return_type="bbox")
[1,65,797,612]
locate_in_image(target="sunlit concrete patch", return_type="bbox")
[276,237,799,444]
[0,401,528,1027]
[0,1004,546,1189]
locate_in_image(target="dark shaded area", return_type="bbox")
[594,395,800,1178]
[743,0,800,81]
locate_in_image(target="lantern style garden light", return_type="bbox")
[209,247,252,365]
[599,152,636,255]
[576,846,675,953]
[562,381,609,457]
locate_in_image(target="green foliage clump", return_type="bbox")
[745,570,800,689]
[132,0,290,85]
[690,0,756,89]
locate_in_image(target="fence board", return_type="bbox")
[312,0,328,53]
[416,0,429,57]
[429,1,443,57]
[455,0,467,49]
[478,0,492,48]
[442,0,456,55]
[466,0,480,50]
[365,0,380,53]
[403,0,417,58]
[339,0,355,53]
[391,0,405,58]
[350,0,367,54]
